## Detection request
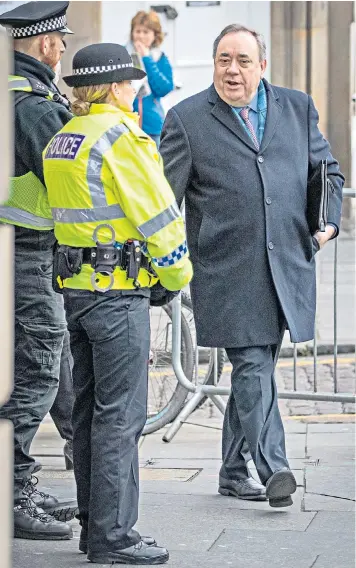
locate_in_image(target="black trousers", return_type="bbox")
[50,326,74,442]
[0,227,66,500]
[220,328,289,485]
[64,289,150,553]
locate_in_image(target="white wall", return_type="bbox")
[101,0,271,110]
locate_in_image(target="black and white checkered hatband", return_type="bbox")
[73,63,134,76]
[9,15,69,38]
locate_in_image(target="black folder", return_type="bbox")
[307,159,333,234]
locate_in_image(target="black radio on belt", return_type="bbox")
[121,240,142,283]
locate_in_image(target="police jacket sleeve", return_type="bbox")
[307,95,344,237]
[19,104,72,185]
[109,134,193,292]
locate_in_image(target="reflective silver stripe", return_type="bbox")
[8,78,31,90]
[51,125,129,226]
[137,202,181,239]
[0,206,54,227]
[51,204,125,224]
[88,124,129,207]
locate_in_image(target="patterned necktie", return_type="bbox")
[239,107,260,150]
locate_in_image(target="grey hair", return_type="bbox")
[213,24,266,62]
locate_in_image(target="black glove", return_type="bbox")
[150,282,180,307]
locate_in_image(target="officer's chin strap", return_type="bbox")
[90,224,116,293]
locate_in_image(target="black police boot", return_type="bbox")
[22,476,78,522]
[63,439,74,471]
[78,517,157,555]
[14,499,73,540]
[88,540,169,565]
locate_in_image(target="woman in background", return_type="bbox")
[128,10,174,147]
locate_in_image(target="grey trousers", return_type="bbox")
[64,289,150,553]
[0,227,66,500]
[220,333,289,485]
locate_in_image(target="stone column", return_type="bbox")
[309,2,329,136]
[0,27,13,568]
[271,1,308,91]
[271,1,354,224]
[291,1,308,92]
[328,2,354,224]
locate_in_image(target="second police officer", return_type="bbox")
[0,1,77,540]
[43,43,193,564]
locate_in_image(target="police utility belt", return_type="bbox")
[54,236,152,294]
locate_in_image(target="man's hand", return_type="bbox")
[134,41,150,58]
[313,224,336,249]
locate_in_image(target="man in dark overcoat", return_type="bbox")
[160,24,344,507]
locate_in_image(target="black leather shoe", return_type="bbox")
[218,475,267,501]
[88,540,169,564]
[78,517,88,553]
[14,499,73,540]
[22,476,78,521]
[63,440,74,471]
[266,468,297,507]
[78,518,156,554]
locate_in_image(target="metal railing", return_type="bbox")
[163,188,356,442]
[282,187,355,402]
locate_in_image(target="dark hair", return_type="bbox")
[213,24,266,61]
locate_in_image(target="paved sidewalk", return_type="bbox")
[13,414,355,568]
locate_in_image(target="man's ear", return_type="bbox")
[39,34,50,56]
[260,59,267,77]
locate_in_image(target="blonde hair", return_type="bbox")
[130,10,164,48]
[71,83,112,116]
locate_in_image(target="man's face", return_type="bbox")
[213,31,266,107]
[41,32,66,69]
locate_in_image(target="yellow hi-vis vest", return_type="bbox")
[0,75,59,230]
[43,104,193,292]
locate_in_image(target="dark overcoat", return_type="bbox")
[160,80,344,347]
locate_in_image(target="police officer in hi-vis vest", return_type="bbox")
[43,43,193,565]
[0,1,77,541]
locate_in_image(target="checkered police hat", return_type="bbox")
[0,1,73,38]
[63,43,146,88]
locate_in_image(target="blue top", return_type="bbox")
[133,52,174,136]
